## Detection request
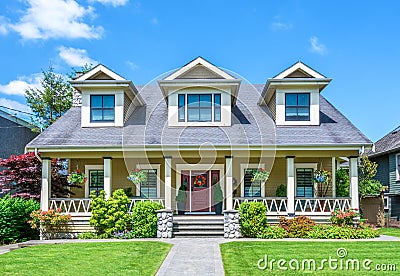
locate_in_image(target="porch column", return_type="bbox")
[40,158,51,211]
[286,156,295,216]
[225,156,233,210]
[164,156,172,209]
[331,157,336,197]
[349,156,359,210]
[103,157,112,199]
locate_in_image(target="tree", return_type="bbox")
[0,152,80,199]
[25,66,74,132]
[358,156,384,196]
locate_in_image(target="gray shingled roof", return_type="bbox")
[369,126,400,157]
[27,84,371,148]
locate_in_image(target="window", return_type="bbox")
[89,170,104,196]
[296,168,314,197]
[140,169,158,198]
[397,154,400,181]
[244,169,261,197]
[90,95,115,122]
[285,93,310,121]
[177,93,221,122]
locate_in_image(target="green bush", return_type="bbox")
[89,189,130,237]
[77,231,97,239]
[279,216,316,238]
[275,184,287,197]
[336,168,350,197]
[239,202,268,238]
[306,225,380,239]
[130,201,163,238]
[257,226,288,239]
[0,195,40,244]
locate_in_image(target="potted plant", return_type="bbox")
[213,181,224,215]
[176,185,187,215]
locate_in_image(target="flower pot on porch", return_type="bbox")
[177,201,186,215]
[215,202,223,215]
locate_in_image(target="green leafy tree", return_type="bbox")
[25,66,73,132]
[359,156,384,196]
[336,168,350,197]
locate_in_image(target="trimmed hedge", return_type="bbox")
[0,195,40,244]
[306,224,380,239]
[239,202,268,238]
[130,201,163,238]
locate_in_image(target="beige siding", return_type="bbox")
[267,92,277,121]
[177,65,223,79]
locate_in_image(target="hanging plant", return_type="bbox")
[67,169,86,185]
[252,168,270,183]
[127,169,147,185]
[314,169,331,184]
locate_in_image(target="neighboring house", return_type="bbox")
[0,109,37,159]
[26,57,371,232]
[369,125,400,219]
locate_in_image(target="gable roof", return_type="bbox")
[0,109,34,129]
[26,84,371,150]
[74,64,126,81]
[369,125,400,157]
[273,61,327,79]
[164,57,236,80]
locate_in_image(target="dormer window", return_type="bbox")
[178,93,221,123]
[285,93,310,121]
[90,95,115,122]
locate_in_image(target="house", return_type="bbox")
[26,57,371,234]
[0,109,37,159]
[369,125,400,220]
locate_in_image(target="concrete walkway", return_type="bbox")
[156,238,225,276]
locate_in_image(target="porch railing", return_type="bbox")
[233,197,288,215]
[49,198,165,215]
[295,197,351,215]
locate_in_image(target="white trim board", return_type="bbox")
[84,165,104,197]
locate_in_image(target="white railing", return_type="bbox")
[49,198,91,214]
[233,197,288,215]
[128,198,165,213]
[295,197,351,215]
[49,198,165,214]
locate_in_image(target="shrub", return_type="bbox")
[330,208,358,226]
[28,209,71,239]
[130,201,163,238]
[306,225,380,239]
[275,184,287,197]
[0,195,40,244]
[279,216,316,238]
[77,232,97,239]
[89,189,130,237]
[113,230,135,239]
[257,226,288,239]
[239,202,268,237]
[336,168,350,197]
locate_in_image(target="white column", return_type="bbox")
[40,158,51,211]
[286,156,295,216]
[225,156,233,210]
[164,156,172,209]
[331,157,336,197]
[103,157,112,199]
[349,156,359,210]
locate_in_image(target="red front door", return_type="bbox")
[190,171,209,212]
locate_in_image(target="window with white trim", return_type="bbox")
[296,168,314,197]
[243,169,261,197]
[285,93,310,121]
[140,169,158,198]
[89,170,104,196]
[178,93,221,122]
[397,154,400,181]
[90,95,115,122]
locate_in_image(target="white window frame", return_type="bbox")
[240,163,266,197]
[294,163,317,198]
[178,93,221,123]
[396,154,400,181]
[84,165,104,198]
[136,164,161,198]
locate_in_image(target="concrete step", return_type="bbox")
[172,215,224,237]
[173,224,223,230]
[173,230,224,237]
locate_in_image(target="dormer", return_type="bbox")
[70,64,144,127]
[258,62,331,126]
[158,57,241,127]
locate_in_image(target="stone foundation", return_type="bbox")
[223,210,240,239]
[157,209,173,238]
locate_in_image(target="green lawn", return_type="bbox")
[221,241,400,275]
[0,241,171,276]
[381,227,400,237]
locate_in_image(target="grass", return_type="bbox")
[221,241,400,275]
[381,227,400,237]
[0,241,171,276]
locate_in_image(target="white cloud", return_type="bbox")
[0,75,42,97]
[9,0,103,40]
[90,0,128,7]
[0,98,32,114]
[150,17,159,25]
[270,21,292,31]
[126,60,139,71]
[310,36,327,55]
[0,16,9,35]
[58,46,96,67]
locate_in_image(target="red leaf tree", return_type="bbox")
[0,152,80,199]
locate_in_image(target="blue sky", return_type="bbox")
[0,0,399,142]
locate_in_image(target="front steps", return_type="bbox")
[173,215,224,237]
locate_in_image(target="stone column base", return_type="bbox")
[157,209,173,238]
[223,210,240,239]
